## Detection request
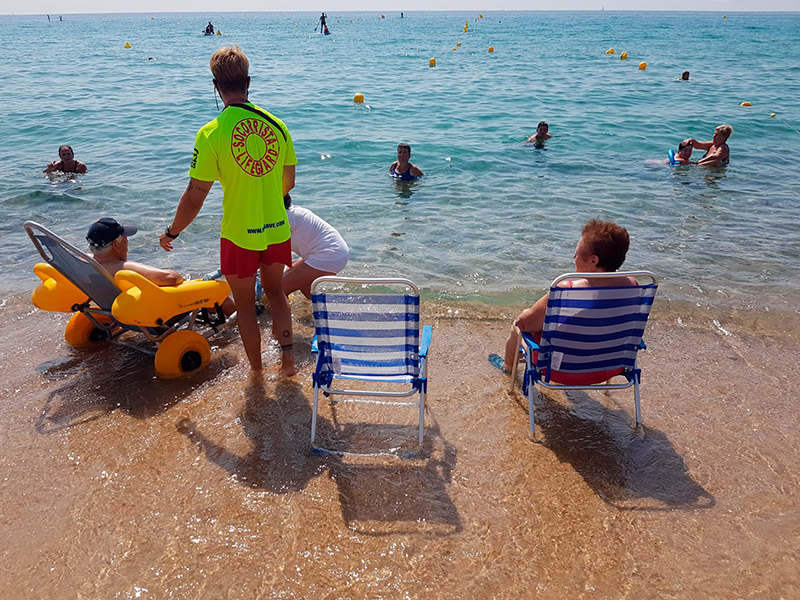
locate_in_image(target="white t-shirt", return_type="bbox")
[287,205,349,273]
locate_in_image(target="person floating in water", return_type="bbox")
[672,139,694,165]
[526,121,551,147]
[44,145,87,174]
[205,22,214,35]
[689,124,732,167]
[389,143,424,180]
[319,13,327,32]
[679,70,690,81]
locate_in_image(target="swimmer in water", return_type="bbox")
[526,121,551,147]
[389,143,424,180]
[678,70,690,81]
[689,124,732,167]
[672,139,694,165]
[44,145,87,174]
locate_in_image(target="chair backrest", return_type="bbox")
[538,272,658,378]
[24,221,121,311]
[311,277,421,381]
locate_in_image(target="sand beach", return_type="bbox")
[2,295,799,598]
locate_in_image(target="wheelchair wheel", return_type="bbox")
[64,313,113,347]
[154,330,211,378]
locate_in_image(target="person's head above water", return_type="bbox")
[714,124,733,142]
[58,145,75,161]
[677,139,693,158]
[537,121,549,134]
[397,143,412,162]
[575,219,630,273]
[681,70,690,80]
[86,217,138,253]
[210,45,250,96]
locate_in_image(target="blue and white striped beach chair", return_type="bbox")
[310,277,432,446]
[515,271,658,435]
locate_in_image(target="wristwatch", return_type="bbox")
[164,225,179,239]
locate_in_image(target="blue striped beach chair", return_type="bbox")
[310,277,432,447]
[514,271,658,435]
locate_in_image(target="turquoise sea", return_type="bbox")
[2,11,799,312]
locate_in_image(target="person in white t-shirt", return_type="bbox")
[283,193,349,298]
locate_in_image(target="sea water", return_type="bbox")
[2,11,799,313]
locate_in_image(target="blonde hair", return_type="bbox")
[715,124,733,140]
[210,45,249,94]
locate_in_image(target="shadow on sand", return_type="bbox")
[514,388,715,511]
[34,343,237,433]
[178,379,461,534]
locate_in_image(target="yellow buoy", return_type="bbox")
[606,48,614,54]
[770,112,776,118]
[216,30,222,35]
[740,101,752,107]
[353,93,364,103]
[452,47,457,51]
[639,61,647,70]
[124,42,132,49]
[457,42,461,47]
[488,46,494,53]
[620,52,628,60]
[429,58,436,68]
[480,13,483,18]
[723,14,727,19]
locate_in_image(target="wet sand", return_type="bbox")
[1,295,799,599]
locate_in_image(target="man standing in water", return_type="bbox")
[159,45,296,376]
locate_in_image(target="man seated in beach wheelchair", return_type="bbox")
[25,218,235,378]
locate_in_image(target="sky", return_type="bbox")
[3,2,799,16]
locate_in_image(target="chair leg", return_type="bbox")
[633,372,642,426]
[418,389,425,444]
[311,385,319,443]
[509,328,522,392]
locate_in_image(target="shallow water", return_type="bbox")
[2,298,800,598]
[2,11,800,313]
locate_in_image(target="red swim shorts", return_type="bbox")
[220,237,292,278]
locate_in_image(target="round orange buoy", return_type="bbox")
[740,101,752,107]
[353,93,364,103]
[620,52,628,60]
[456,42,461,47]
[488,46,494,53]
[429,58,436,67]
[639,61,647,70]
[606,48,614,55]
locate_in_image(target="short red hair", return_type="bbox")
[581,219,630,272]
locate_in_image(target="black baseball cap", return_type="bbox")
[86,217,138,247]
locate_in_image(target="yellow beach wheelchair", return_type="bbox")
[24,221,235,378]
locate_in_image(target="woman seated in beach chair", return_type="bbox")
[496,219,636,378]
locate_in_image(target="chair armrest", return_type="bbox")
[311,333,318,354]
[520,332,541,351]
[419,325,432,357]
